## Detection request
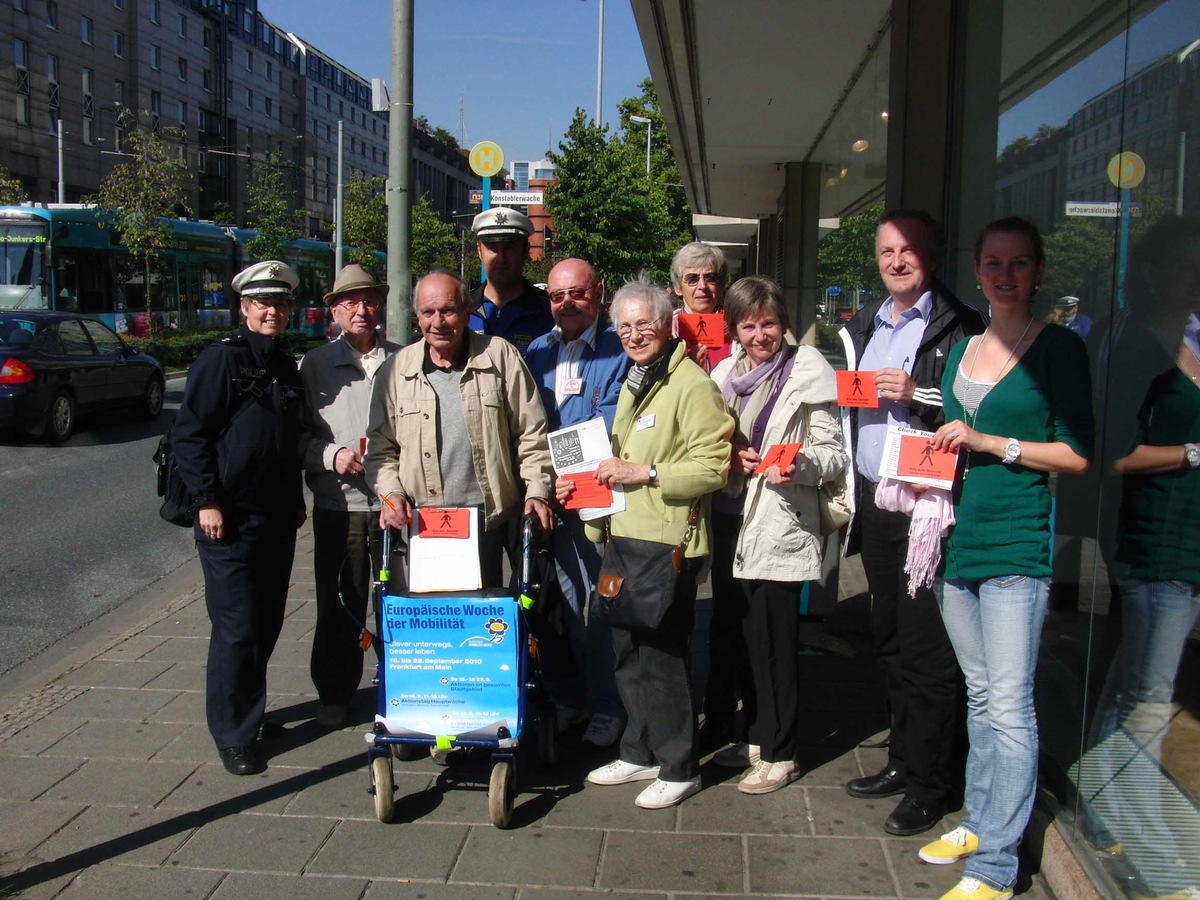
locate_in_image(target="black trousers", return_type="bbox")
[742,578,803,763]
[613,557,703,782]
[858,481,960,807]
[196,511,297,750]
[704,512,756,736]
[312,508,379,707]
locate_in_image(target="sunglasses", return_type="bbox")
[682,272,722,287]
[549,287,594,303]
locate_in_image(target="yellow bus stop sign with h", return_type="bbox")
[469,141,505,178]
[1107,151,1145,190]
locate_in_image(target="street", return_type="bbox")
[0,375,196,676]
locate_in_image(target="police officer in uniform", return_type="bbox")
[468,207,554,353]
[172,260,308,776]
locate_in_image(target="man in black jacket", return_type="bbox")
[839,210,986,835]
[173,260,308,776]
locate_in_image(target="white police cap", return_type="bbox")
[232,260,300,298]
[473,207,533,243]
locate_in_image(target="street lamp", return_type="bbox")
[629,115,652,175]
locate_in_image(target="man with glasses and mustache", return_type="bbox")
[172,260,310,776]
[525,258,630,748]
[299,265,399,731]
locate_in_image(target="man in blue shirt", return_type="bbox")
[468,207,554,353]
[525,257,630,747]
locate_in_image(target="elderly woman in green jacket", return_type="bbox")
[557,275,734,810]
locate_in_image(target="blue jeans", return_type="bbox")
[937,575,1049,892]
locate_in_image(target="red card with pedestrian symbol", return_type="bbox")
[561,471,614,510]
[417,507,471,538]
[678,312,725,349]
[837,370,879,407]
[895,434,957,482]
[754,443,802,475]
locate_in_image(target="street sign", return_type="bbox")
[1065,200,1144,217]
[1107,151,1145,190]
[489,191,544,205]
[469,141,504,178]
[827,285,841,296]
[469,190,482,206]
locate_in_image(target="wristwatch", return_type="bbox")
[647,464,658,485]
[1002,438,1022,465]
[1185,443,1200,470]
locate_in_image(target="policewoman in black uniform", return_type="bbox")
[172,260,308,775]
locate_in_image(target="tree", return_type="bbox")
[0,162,24,204]
[245,150,301,261]
[430,126,459,150]
[342,173,388,276]
[410,196,459,275]
[615,78,692,248]
[93,110,190,328]
[545,109,680,285]
[816,203,884,296]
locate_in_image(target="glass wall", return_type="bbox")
[996,1,1200,896]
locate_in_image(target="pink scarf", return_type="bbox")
[874,477,956,595]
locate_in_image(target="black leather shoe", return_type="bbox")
[845,766,906,798]
[884,796,944,836]
[257,720,285,741]
[219,745,264,776]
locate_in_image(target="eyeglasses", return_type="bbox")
[248,298,293,311]
[682,272,722,287]
[337,297,382,311]
[549,287,594,303]
[615,315,667,339]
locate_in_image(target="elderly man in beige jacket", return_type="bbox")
[365,270,554,589]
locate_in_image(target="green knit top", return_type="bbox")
[940,325,1094,581]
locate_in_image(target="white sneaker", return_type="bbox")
[712,742,761,768]
[587,759,660,786]
[582,714,623,747]
[635,776,702,809]
[737,759,799,795]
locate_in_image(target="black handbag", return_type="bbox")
[591,505,700,632]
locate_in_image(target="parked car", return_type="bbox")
[0,311,165,442]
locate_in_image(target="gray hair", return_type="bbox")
[669,241,727,290]
[724,275,791,332]
[610,274,674,323]
[413,268,470,310]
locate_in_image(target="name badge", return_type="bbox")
[562,377,584,397]
[636,413,656,431]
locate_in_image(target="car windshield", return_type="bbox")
[0,315,43,349]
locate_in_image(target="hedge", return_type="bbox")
[124,329,312,367]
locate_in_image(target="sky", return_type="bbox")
[260,0,653,165]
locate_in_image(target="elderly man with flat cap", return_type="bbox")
[300,264,400,730]
[468,207,554,353]
[173,259,310,775]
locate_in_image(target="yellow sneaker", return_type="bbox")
[919,826,979,864]
[940,877,1013,900]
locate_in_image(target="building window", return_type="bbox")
[150,90,160,113]
[81,67,93,95]
[14,37,28,68]
[177,100,186,125]
[150,45,160,70]
[178,14,186,38]
[15,95,30,125]
[113,79,124,106]
[82,116,94,144]
[245,88,252,109]
[45,1,57,29]
[113,31,124,58]
[177,57,187,81]
[47,54,58,84]
[13,0,26,12]
[80,16,93,44]
[265,60,272,81]
[202,68,211,92]
[245,49,252,71]
[112,0,123,8]
[198,108,206,131]
[264,96,272,117]
[202,27,210,49]
[149,0,159,23]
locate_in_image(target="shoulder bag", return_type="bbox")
[591,504,700,633]
[802,404,851,536]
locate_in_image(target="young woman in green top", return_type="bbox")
[914,218,1094,900]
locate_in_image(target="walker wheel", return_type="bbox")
[488,760,514,828]
[371,755,395,822]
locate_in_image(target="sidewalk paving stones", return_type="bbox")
[0,525,1063,899]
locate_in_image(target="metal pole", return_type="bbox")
[595,0,604,126]
[386,0,414,345]
[1177,131,1186,216]
[646,124,651,175]
[335,119,344,272]
[57,119,65,203]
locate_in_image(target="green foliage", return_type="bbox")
[343,173,388,275]
[430,126,459,150]
[546,109,682,285]
[93,111,190,324]
[523,256,554,286]
[410,196,459,275]
[245,150,302,261]
[817,203,884,294]
[0,162,24,204]
[125,328,308,366]
[615,79,692,248]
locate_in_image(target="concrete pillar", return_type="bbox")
[782,161,822,344]
[886,0,1002,293]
